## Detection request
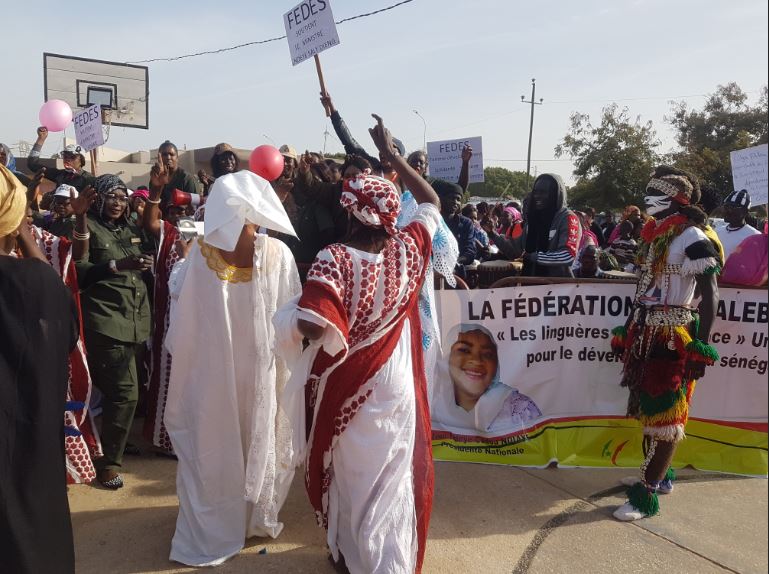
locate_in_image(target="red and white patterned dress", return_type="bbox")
[143,220,180,453]
[31,226,102,484]
[298,203,441,574]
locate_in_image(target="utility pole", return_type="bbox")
[323,123,330,155]
[521,78,544,190]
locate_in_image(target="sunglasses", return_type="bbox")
[105,193,129,204]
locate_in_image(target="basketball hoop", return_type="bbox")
[43,53,149,131]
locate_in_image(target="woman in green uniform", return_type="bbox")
[76,174,152,489]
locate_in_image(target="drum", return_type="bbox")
[601,270,638,282]
[477,260,518,288]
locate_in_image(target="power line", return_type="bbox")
[128,0,416,64]
[486,158,573,162]
[547,93,710,104]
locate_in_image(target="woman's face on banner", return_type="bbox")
[449,330,498,406]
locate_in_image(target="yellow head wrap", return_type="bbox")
[0,164,25,238]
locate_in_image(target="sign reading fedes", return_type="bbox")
[284,0,340,66]
[427,136,484,184]
[731,144,768,205]
[73,104,103,152]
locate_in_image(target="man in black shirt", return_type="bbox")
[28,127,95,192]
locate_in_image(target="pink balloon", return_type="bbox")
[249,145,285,181]
[39,100,73,132]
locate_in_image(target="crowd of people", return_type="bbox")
[1,102,767,574]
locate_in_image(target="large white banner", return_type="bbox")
[432,283,768,474]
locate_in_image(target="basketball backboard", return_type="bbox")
[43,53,149,129]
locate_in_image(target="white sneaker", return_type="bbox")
[657,478,674,494]
[620,476,640,487]
[619,476,674,494]
[613,502,647,521]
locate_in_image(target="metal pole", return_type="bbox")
[413,110,427,151]
[521,78,544,190]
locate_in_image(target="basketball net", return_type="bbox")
[101,108,113,144]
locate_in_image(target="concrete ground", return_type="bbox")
[69,438,768,574]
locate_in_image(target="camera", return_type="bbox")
[177,217,204,242]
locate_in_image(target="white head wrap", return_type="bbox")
[204,171,297,251]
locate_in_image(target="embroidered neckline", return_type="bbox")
[638,214,691,277]
[199,238,253,283]
[640,214,688,243]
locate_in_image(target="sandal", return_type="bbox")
[98,471,124,490]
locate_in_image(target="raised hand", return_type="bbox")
[197,169,213,186]
[462,144,473,163]
[319,91,335,116]
[298,151,315,174]
[36,126,49,143]
[70,186,97,216]
[368,114,395,160]
[150,158,170,190]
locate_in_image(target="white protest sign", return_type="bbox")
[72,104,103,152]
[731,143,768,205]
[427,136,484,184]
[284,0,340,66]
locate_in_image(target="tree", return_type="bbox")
[555,104,660,210]
[667,83,768,192]
[467,167,529,199]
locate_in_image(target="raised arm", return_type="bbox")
[321,91,381,169]
[26,170,46,211]
[368,115,439,209]
[68,186,97,261]
[26,127,48,173]
[143,159,169,240]
[293,151,342,207]
[458,144,472,192]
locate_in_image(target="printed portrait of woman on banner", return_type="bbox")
[431,323,542,435]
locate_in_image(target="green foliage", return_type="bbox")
[555,104,660,210]
[667,83,768,192]
[467,167,529,199]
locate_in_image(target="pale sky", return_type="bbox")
[3,0,767,183]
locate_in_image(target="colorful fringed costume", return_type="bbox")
[611,169,721,519]
[613,217,720,441]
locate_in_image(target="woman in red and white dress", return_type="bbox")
[19,186,103,484]
[141,159,186,456]
[278,116,441,574]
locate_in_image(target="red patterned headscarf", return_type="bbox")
[341,173,400,236]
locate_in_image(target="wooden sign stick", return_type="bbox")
[90,148,98,177]
[314,54,330,117]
